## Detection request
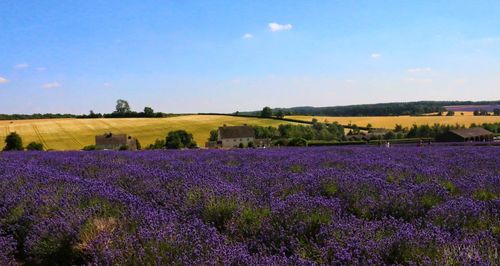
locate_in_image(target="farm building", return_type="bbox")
[205,125,271,148]
[437,127,494,142]
[95,133,138,150]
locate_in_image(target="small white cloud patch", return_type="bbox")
[268,22,292,32]
[407,67,432,73]
[0,76,8,84]
[371,53,381,59]
[14,63,29,69]
[42,82,61,89]
[242,33,253,39]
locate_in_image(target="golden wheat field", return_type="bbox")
[288,112,500,129]
[0,115,296,150]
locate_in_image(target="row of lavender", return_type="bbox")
[0,147,498,265]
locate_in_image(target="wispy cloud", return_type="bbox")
[42,82,61,89]
[36,67,47,71]
[404,77,432,83]
[14,63,29,69]
[242,33,253,39]
[371,53,381,59]
[268,22,292,32]
[0,76,8,84]
[407,67,432,73]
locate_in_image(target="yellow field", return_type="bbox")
[288,113,500,129]
[0,115,295,150]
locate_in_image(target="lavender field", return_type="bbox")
[0,147,498,265]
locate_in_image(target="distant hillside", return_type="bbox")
[243,101,500,117]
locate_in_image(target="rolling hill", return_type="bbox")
[0,115,297,151]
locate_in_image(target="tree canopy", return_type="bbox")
[166,130,197,149]
[3,132,23,151]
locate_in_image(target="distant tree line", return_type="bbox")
[0,113,78,120]
[78,99,173,118]
[473,109,500,116]
[240,101,500,117]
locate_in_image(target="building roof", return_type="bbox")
[218,126,255,139]
[95,133,129,145]
[449,127,493,138]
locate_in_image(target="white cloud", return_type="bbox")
[242,33,253,39]
[42,82,61,89]
[407,67,432,73]
[0,76,8,84]
[36,67,47,71]
[404,78,432,83]
[268,22,292,32]
[103,82,112,87]
[371,53,381,59]
[14,63,29,69]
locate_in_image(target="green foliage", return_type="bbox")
[202,197,237,232]
[446,110,455,116]
[261,106,273,118]
[165,130,197,149]
[82,145,96,151]
[238,143,245,148]
[247,141,254,148]
[148,139,165,150]
[420,194,443,210]
[26,141,44,151]
[275,109,285,119]
[143,107,154,117]
[3,132,23,151]
[236,208,270,237]
[115,99,131,114]
[473,189,498,201]
[208,129,218,141]
[288,137,308,147]
[119,145,128,151]
[290,164,304,173]
[320,182,338,197]
[135,139,141,150]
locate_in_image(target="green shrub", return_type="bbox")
[202,197,237,232]
[82,145,96,151]
[26,142,44,151]
[288,137,308,147]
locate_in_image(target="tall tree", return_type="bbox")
[208,129,218,141]
[115,99,131,114]
[3,132,23,151]
[144,107,154,117]
[261,106,272,118]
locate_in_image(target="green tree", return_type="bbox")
[135,139,142,150]
[143,107,154,117]
[275,110,284,119]
[208,129,218,141]
[3,132,23,151]
[166,130,197,149]
[493,109,500,116]
[261,106,273,118]
[288,137,308,146]
[26,142,44,151]
[446,111,455,116]
[115,99,131,114]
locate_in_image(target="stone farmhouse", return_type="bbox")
[95,133,138,150]
[205,125,271,148]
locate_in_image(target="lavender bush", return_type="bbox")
[0,146,498,265]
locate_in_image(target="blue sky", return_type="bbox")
[1,0,499,114]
